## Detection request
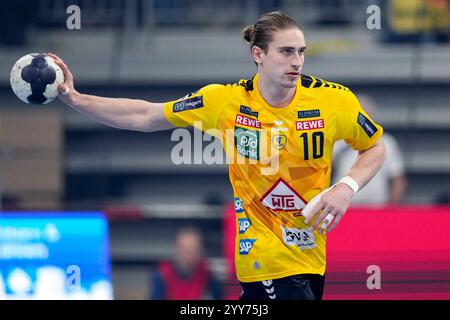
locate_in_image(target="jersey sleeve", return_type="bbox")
[336,90,384,150]
[163,84,232,134]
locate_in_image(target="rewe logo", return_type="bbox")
[260,178,307,211]
[238,218,252,234]
[235,114,261,128]
[239,239,256,255]
[296,119,325,131]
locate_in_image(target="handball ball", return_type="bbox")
[10,53,64,104]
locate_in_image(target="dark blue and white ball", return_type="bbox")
[10,53,64,104]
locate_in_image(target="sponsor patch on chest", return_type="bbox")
[296,119,325,131]
[235,114,261,128]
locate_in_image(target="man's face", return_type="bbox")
[254,28,306,88]
[175,232,202,272]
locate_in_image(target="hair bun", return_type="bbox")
[242,25,254,42]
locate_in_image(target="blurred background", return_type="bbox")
[0,0,449,299]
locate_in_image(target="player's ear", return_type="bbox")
[251,45,265,64]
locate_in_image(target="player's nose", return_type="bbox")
[291,53,302,70]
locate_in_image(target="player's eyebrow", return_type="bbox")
[277,46,307,50]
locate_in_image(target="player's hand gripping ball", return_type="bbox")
[10,53,64,104]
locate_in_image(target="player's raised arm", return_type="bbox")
[48,53,174,133]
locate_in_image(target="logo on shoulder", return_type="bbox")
[173,96,204,113]
[234,197,244,213]
[240,105,258,118]
[239,239,256,255]
[357,112,378,137]
[298,109,320,118]
[238,218,252,234]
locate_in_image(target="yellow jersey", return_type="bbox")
[164,73,383,282]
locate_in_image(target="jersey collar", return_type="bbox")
[252,73,302,114]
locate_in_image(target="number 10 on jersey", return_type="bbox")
[299,132,324,160]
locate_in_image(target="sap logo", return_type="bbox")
[234,197,244,213]
[173,96,204,113]
[238,218,252,234]
[281,225,316,250]
[239,239,256,255]
[295,119,325,131]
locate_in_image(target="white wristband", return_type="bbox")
[338,176,359,194]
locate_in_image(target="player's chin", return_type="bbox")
[281,79,298,88]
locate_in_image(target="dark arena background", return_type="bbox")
[0,0,450,301]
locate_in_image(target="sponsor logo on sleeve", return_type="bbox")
[235,114,261,128]
[357,112,378,137]
[234,197,244,213]
[234,126,260,160]
[239,239,256,255]
[296,119,325,131]
[298,109,320,118]
[240,105,259,118]
[281,225,316,250]
[173,96,204,113]
[238,218,252,234]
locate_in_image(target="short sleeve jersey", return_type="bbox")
[164,73,383,282]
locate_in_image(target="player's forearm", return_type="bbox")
[346,139,387,191]
[67,91,152,132]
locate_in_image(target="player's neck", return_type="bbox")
[257,75,296,109]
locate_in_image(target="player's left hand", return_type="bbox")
[302,184,354,233]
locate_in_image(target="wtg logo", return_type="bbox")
[239,239,256,255]
[234,197,244,213]
[238,218,252,234]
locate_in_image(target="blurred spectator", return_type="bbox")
[333,94,407,205]
[150,227,222,300]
